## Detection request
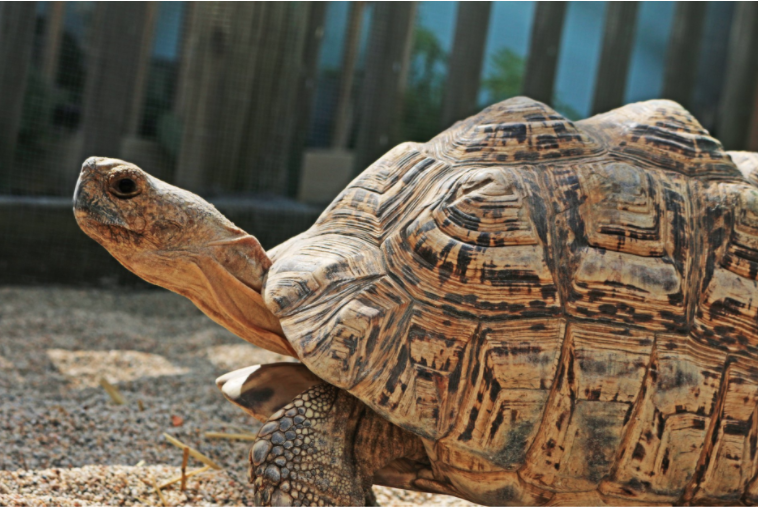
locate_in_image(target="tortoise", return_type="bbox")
[73,96,758,506]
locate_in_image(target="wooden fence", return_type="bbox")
[1,1,757,198]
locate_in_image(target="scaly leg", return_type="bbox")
[250,383,425,506]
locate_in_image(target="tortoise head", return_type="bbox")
[73,157,295,357]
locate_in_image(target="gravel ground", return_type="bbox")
[0,287,475,506]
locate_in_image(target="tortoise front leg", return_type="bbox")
[250,382,425,506]
[251,383,366,506]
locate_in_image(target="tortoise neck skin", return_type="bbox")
[73,157,296,357]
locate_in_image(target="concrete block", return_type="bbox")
[298,149,355,204]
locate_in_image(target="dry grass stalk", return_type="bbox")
[180,447,190,491]
[99,376,126,405]
[204,431,258,441]
[0,480,10,494]
[152,474,168,507]
[158,465,211,490]
[162,433,222,470]
[135,460,145,467]
[217,423,257,435]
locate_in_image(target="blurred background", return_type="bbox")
[1,1,758,286]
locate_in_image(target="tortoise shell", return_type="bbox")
[262,97,758,504]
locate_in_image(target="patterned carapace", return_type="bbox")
[262,97,758,505]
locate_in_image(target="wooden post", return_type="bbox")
[0,2,36,190]
[332,2,366,150]
[127,2,159,136]
[661,2,707,110]
[441,2,491,128]
[287,2,328,198]
[80,3,154,161]
[234,3,310,194]
[354,2,417,174]
[176,3,313,195]
[175,2,251,191]
[717,2,758,150]
[173,1,196,122]
[591,2,639,116]
[748,78,758,152]
[521,2,567,106]
[41,2,66,84]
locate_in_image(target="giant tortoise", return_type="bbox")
[74,97,758,506]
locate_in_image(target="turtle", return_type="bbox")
[73,96,758,506]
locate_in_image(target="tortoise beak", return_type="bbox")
[73,158,97,214]
[73,157,129,228]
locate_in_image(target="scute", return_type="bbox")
[546,161,692,331]
[425,96,601,165]
[692,179,758,355]
[438,318,565,470]
[264,96,758,505]
[521,322,656,492]
[276,275,412,393]
[264,234,385,317]
[730,151,758,185]
[384,165,560,318]
[580,99,740,178]
[312,142,454,245]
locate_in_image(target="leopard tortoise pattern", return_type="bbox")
[263,97,758,505]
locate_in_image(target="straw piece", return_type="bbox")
[134,460,145,467]
[204,431,258,441]
[99,377,126,405]
[218,423,257,435]
[162,433,222,470]
[180,447,190,491]
[158,466,211,490]
[152,475,168,507]
[0,480,10,494]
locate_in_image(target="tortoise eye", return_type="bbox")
[111,177,141,199]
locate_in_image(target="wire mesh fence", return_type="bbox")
[1,1,758,285]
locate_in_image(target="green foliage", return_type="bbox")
[412,26,448,86]
[400,26,448,143]
[481,48,525,103]
[397,28,585,144]
[552,99,582,121]
[481,47,583,121]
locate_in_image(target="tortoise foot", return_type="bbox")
[251,383,370,506]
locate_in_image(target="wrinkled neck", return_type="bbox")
[187,252,296,357]
[128,249,296,358]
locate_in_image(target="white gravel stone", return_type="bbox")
[0,287,478,506]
